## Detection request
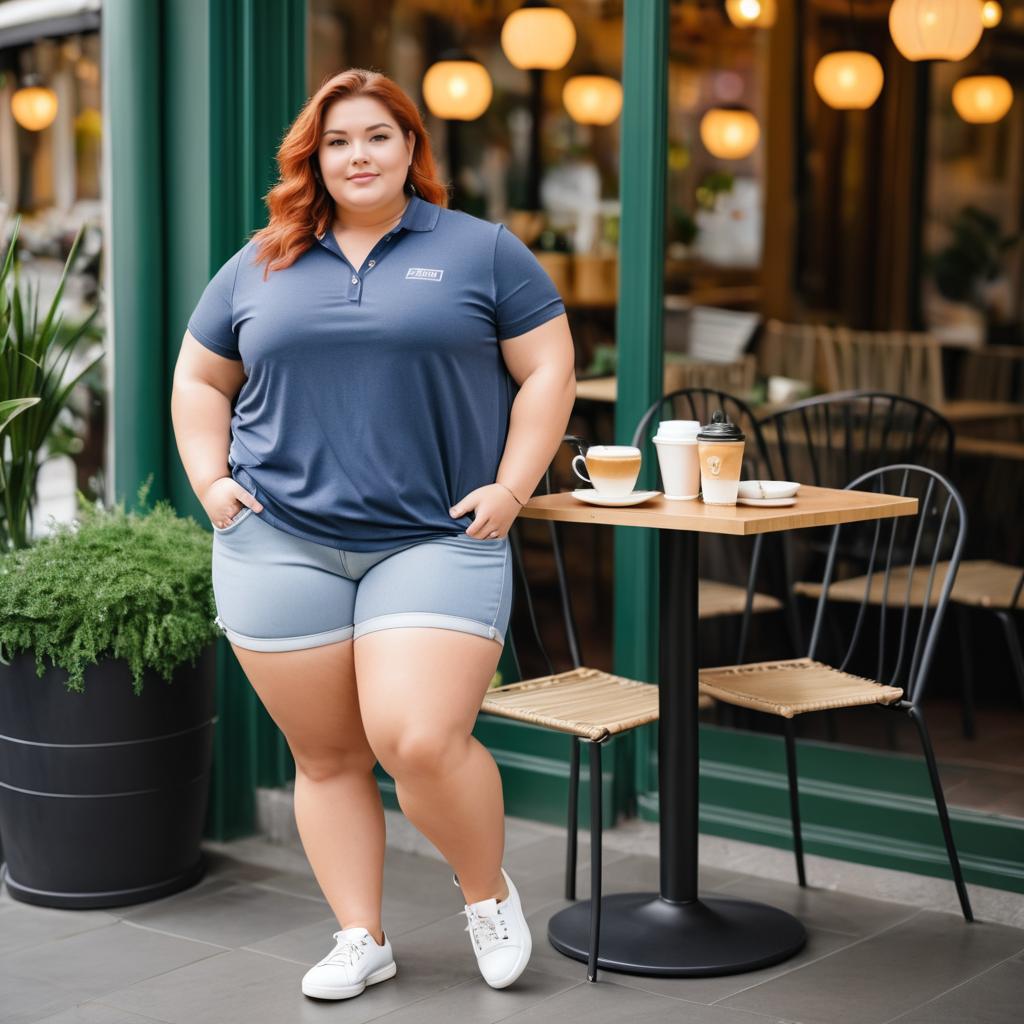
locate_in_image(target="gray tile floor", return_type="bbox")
[2,809,1023,1024]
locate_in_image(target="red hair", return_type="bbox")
[250,69,448,278]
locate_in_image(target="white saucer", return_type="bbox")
[572,489,661,507]
[737,480,801,500]
[737,496,797,507]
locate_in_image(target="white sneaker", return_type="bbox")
[301,926,397,1000]
[461,867,532,989]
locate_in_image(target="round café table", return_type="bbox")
[516,484,918,977]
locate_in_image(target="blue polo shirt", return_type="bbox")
[186,196,566,550]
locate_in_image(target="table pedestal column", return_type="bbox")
[547,529,807,976]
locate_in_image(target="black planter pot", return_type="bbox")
[0,643,217,909]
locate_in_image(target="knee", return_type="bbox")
[370,728,466,779]
[293,746,377,782]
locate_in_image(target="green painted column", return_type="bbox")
[105,0,166,511]
[613,1,669,804]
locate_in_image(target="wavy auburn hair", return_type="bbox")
[250,69,448,279]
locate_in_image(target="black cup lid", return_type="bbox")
[697,409,745,441]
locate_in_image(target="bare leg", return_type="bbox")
[231,639,386,943]
[355,628,509,906]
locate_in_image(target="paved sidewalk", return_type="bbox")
[2,809,1022,1023]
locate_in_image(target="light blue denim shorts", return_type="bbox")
[211,507,513,653]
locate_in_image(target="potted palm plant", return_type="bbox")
[0,477,220,908]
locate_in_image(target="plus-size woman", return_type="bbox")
[170,68,576,1001]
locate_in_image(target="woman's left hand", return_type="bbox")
[449,484,522,540]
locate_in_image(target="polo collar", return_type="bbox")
[315,194,440,248]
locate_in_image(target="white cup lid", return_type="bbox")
[655,419,700,438]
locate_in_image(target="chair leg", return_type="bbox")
[956,606,976,740]
[995,611,1024,709]
[587,739,603,983]
[566,737,580,901]
[905,705,974,922]
[783,718,807,887]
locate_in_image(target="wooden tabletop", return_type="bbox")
[518,485,918,536]
[575,378,1024,428]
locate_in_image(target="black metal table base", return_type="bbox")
[548,893,807,977]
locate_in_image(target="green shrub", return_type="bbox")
[0,476,218,695]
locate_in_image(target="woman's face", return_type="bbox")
[317,95,415,214]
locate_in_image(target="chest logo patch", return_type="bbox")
[405,267,444,281]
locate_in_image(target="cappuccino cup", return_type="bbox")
[652,420,700,500]
[697,411,745,506]
[571,445,642,497]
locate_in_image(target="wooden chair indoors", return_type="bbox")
[476,436,714,983]
[698,465,974,922]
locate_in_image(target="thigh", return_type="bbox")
[232,639,376,775]
[353,627,502,766]
[212,508,358,651]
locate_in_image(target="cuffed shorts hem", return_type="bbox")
[353,612,504,646]
[213,616,355,652]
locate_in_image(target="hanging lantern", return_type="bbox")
[501,1,576,70]
[724,0,778,28]
[980,1,1002,28]
[11,85,58,131]
[889,0,984,61]
[952,74,1013,122]
[562,75,623,125]
[699,107,760,159]
[422,56,493,120]
[813,51,884,109]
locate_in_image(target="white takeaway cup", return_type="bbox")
[652,420,700,500]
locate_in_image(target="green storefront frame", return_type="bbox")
[106,0,1023,892]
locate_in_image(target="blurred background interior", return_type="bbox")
[2,0,1022,836]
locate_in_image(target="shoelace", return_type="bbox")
[323,933,367,967]
[464,904,509,951]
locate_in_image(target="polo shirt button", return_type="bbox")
[351,276,358,284]
[368,260,375,267]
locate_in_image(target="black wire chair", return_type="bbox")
[630,387,796,665]
[756,390,955,657]
[699,465,974,922]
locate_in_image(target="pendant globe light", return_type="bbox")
[814,51,884,109]
[11,81,58,132]
[724,0,778,28]
[699,107,760,159]
[500,0,576,70]
[500,2,577,211]
[952,74,1013,122]
[980,1,1002,28]
[562,74,623,125]
[888,0,984,61]
[422,52,492,120]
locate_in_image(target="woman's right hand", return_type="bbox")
[202,476,264,529]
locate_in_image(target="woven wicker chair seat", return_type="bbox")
[794,560,1021,610]
[481,666,710,742]
[700,579,782,619]
[698,658,903,718]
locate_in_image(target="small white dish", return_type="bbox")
[572,489,661,507]
[736,480,801,501]
[737,496,797,508]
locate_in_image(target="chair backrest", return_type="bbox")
[818,326,945,407]
[504,437,588,683]
[957,345,1024,403]
[631,386,775,479]
[807,464,967,705]
[757,390,955,488]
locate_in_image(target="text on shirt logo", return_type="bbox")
[405,267,444,281]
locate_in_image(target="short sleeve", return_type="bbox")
[186,247,245,360]
[492,224,566,341]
